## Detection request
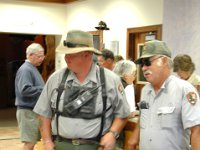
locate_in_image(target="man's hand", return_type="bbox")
[128,123,140,150]
[43,140,54,150]
[98,132,116,150]
[128,136,138,150]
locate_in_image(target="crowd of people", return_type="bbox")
[15,29,200,150]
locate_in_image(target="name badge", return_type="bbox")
[157,106,175,115]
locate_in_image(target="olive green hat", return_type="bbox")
[135,40,171,64]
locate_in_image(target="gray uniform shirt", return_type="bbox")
[139,75,200,150]
[34,63,130,139]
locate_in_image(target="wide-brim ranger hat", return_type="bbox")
[95,21,109,30]
[56,30,102,55]
[135,40,172,64]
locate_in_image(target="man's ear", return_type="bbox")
[64,54,68,63]
[107,58,114,63]
[162,56,169,65]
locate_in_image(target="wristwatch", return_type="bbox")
[109,130,119,139]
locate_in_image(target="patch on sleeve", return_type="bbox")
[186,92,197,105]
[118,84,124,95]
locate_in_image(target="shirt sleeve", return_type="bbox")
[124,84,136,112]
[182,82,200,129]
[105,73,131,118]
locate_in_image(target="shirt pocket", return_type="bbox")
[140,109,149,129]
[158,106,180,128]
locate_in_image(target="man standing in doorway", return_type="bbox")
[15,43,45,150]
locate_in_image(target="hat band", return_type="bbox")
[64,41,89,48]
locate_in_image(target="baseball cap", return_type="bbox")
[135,40,171,64]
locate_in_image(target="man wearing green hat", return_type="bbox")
[128,40,200,150]
[34,30,130,150]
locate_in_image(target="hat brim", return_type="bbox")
[56,45,102,55]
[95,27,109,30]
[135,54,155,64]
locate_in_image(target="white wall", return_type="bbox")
[0,0,66,34]
[0,0,163,69]
[64,0,163,57]
[163,0,200,74]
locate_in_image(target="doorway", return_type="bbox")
[126,24,162,105]
[0,33,56,108]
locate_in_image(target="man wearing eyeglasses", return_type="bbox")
[15,43,45,150]
[128,40,200,150]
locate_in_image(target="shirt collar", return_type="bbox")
[147,75,173,94]
[66,63,98,84]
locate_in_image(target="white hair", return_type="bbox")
[113,60,136,77]
[26,43,44,57]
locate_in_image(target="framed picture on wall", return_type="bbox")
[136,43,148,84]
[88,30,103,51]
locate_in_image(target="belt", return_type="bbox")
[17,106,33,110]
[54,136,104,148]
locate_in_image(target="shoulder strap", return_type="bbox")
[121,78,128,88]
[55,68,69,140]
[55,67,106,141]
[97,67,107,141]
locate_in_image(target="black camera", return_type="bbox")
[138,101,149,109]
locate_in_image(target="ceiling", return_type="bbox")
[13,0,79,4]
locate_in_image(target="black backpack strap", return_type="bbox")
[55,69,69,140]
[96,67,107,141]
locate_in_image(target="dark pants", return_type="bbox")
[54,140,99,150]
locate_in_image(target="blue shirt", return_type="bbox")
[15,60,44,109]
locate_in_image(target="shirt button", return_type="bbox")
[149,139,152,141]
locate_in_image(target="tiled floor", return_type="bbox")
[0,127,23,150]
[0,108,137,150]
[0,107,22,150]
[0,107,41,150]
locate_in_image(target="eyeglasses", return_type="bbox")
[140,56,163,67]
[34,54,45,59]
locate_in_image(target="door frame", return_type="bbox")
[126,24,162,105]
[89,30,103,51]
[126,24,162,60]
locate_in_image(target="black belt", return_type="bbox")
[54,136,104,148]
[17,106,33,110]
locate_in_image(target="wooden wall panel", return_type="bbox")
[13,0,78,3]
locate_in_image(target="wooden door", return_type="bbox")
[126,24,162,105]
[41,35,55,82]
[89,30,103,51]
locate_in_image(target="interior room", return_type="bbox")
[0,0,199,149]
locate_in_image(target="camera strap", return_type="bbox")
[55,68,69,140]
[54,67,107,141]
[96,67,107,141]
